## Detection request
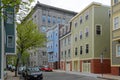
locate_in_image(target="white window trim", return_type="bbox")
[7,35,14,48]
[95,24,102,36]
[113,16,119,30]
[116,44,120,57]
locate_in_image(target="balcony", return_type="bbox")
[112,2,120,14]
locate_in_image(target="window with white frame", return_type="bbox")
[80,16,82,24]
[114,0,119,4]
[42,15,46,22]
[114,17,119,30]
[80,31,82,39]
[80,46,82,54]
[48,16,51,23]
[75,47,78,56]
[7,12,14,24]
[75,22,77,27]
[86,44,89,53]
[52,16,56,24]
[68,49,71,57]
[116,44,120,56]
[62,18,65,24]
[96,25,102,35]
[57,17,61,24]
[7,35,14,48]
[85,28,89,37]
[85,11,89,20]
[68,36,71,45]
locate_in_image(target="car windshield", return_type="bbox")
[28,67,40,72]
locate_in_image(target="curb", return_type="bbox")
[97,77,119,80]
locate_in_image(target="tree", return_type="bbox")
[15,20,46,76]
[1,0,34,22]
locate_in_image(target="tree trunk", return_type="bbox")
[15,57,19,77]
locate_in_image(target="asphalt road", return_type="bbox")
[42,72,107,80]
[20,72,108,80]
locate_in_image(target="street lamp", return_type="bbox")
[100,52,103,77]
[100,48,107,77]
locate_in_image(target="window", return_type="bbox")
[114,17,119,30]
[56,44,57,47]
[85,12,89,20]
[64,38,66,46]
[7,35,14,48]
[80,46,82,55]
[75,36,77,42]
[68,49,71,57]
[68,36,71,45]
[42,15,46,22]
[75,22,77,27]
[80,31,82,39]
[114,0,118,4]
[52,16,56,24]
[7,12,14,24]
[57,17,61,24]
[61,51,63,58]
[41,26,46,32]
[75,48,78,56]
[62,18,65,24]
[80,16,82,24]
[43,51,46,56]
[34,52,36,56]
[85,28,89,37]
[96,25,101,35]
[48,16,51,23]
[65,50,66,58]
[86,44,89,53]
[116,44,120,56]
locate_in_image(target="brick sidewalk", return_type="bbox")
[6,71,20,80]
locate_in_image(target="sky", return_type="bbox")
[32,0,111,12]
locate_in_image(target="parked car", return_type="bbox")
[11,66,15,72]
[41,65,53,72]
[18,66,26,74]
[23,67,43,80]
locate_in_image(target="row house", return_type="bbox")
[111,0,120,75]
[59,24,72,71]
[0,2,16,79]
[23,1,77,67]
[70,2,110,73]
[47,24,60,69]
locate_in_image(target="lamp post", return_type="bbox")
[100,52,103,77]
[100,48,107,77]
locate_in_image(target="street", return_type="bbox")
[19,72,108,80]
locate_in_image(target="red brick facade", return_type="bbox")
[111,67,120,75]
[79,59,110,74]
[60,61,72,71]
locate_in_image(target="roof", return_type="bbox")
[70,2,110,21]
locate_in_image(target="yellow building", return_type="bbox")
[111,0,120,76]
[71,2,110,73]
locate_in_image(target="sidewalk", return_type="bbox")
[6,71,20,80]
[53,70,120,80]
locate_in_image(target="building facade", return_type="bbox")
[24,1,77,67]
[59,24,72,71]
[70,2,110,73]
[0,3,16,79]
[47,24,59,69]
[111,0,120,75]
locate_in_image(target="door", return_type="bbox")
[82,61,91,73]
